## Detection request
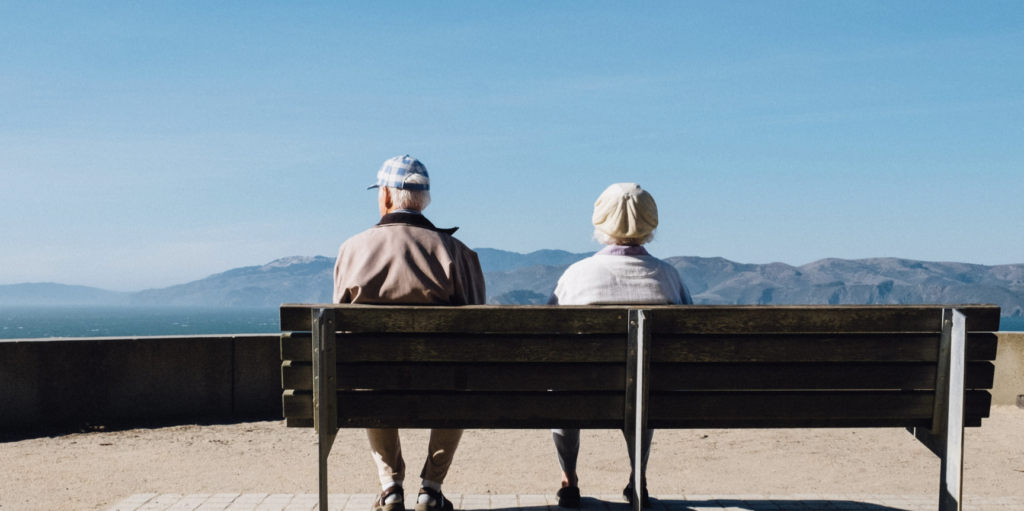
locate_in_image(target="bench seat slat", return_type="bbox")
[280,361,995,392]
[280,304,1001,333]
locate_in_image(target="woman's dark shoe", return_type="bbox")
[556,486,581,508]
[622,484,651,509]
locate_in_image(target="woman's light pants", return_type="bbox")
[367,428,464,486]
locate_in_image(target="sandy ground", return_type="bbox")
[1,407,1022,511]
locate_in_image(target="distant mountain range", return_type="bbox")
[0,282,130,306]
[2,249,1022,317]
[131,255,335,307]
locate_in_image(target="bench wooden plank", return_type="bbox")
[280,361,995,392]
[646,305,1000,334]
[280,304,1001,334]
[281,332,997,363]
[281,305,628,333]
[281,332,626,362]
[648,418,983,429]
[651,333,998,362]
[283,361,626,391]
[649,390,991,422]
[650,362,995,391]
[283,390,624,428]
[285,415,979,429]
[281,389,990,428]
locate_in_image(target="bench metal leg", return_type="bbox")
[313,308,338,511]
[908,308,966,511]
[625,309,651,511]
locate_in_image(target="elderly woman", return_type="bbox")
[549,183,692,509]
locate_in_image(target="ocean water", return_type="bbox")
[0,306,1021,340]
[1000,315,1024,332]
[0,306,280,339]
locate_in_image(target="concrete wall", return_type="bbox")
[993,332,1024,406]
[0,334,281,431]
[2,332,1022,432]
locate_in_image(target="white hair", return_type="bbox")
[383,174,431,211]
[593,228,655,246]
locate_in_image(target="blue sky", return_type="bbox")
[1,1,1022,291]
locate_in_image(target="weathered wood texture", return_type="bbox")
[650,390,991,421]
[649,417,983,429]
[283,361,626,391]
[280,304,1001,333]
[280,361,995,391]
[280,389,991,429]
[650,362,995,391]
[651,333,997,362]
[626,310,651,511]
[281,305,627,333]
[283,390,624,428]
[280,332,998,363]
[282,333,625,362]
[279,305,1000,431]
[645,306,999,334]
[938,309,968,511]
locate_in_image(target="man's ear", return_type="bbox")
[382,187,393,209]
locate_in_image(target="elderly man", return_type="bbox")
[334,155,486,511]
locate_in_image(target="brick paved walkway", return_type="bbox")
[108,493,1024,511]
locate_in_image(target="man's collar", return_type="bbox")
[377,212,459,235]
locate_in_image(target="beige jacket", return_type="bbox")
[333,213,486,305]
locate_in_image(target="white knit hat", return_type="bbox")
[592,183,659,239]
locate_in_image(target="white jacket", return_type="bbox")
[549,246,692,305]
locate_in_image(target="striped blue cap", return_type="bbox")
[367,155,430,191]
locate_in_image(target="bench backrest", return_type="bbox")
[280,304,1000,430]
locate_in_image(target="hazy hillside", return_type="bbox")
[486,254,1024,314]
[0,283,128,306]
[131,256,334,307]
[663,256,1024,316]
[3,250,1022,316]
[484,265,569,304]
[475,248,593,272]
[132,249,590,307]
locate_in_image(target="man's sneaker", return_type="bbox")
[413,488,454,511]
[622,484,651,509]
[373,486,405,511]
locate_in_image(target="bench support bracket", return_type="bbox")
[624,309,651,511]
[313,308,339,511]
[908,308,966,511]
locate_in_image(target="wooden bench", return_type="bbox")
[279,304,1001,511]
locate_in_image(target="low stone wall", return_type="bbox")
[1,332,1021,432]
[0,334,281,431]
[993,332,1024,407]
